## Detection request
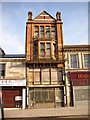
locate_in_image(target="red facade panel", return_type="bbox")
[70,72,90,86]
[2,89,22,108]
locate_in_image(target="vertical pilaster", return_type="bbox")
[51,41,54,59]
[26,11,33,61]
[65,72,70,107]
[31,23,33,60]
[22,88,26,109]
[38,41,40,59]
[56,12,64,68]
[78,52,82,69]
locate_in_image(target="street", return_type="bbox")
[4,116,89,120]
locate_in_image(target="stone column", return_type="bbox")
[65,72,70,107]
[22,88,26,109]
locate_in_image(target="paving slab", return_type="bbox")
[4,106,88,119]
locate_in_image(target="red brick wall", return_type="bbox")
[70,72,90,86]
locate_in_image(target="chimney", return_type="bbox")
[28,11,32,20]
[56,11,61,21]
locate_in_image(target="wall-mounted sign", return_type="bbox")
[15,96,22,101]
[0,79,26,86]
[70,72,90,80]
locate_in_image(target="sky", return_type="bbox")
[0,2,89,54]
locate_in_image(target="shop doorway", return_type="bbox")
[29,87,64,109]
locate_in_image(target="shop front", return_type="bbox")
[0,79,26,109]
[70,72,89,106]
[28,86,64,109]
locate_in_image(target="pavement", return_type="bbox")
[2,106,89,119]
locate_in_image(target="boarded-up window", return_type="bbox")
[58,69,63,82]
[51,68,58,83]
[55,88,63,103]
[34,69,40,84]
[41,68,50,84]
[28,70,33,85]
[75,89,88,101]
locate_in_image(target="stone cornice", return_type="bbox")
[64,44,90,52]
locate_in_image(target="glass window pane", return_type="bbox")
[46,26,50,31]
[34,43,38,58]
[40,43,45,57]
[51,26,55,38]
[40,26,44,38]
[34,26,39,38]
[46,43,51,57]
[51,32,55,38]
[84,54,90,68]
[42,91,48,101]
[51,26,55,31]
[35,91,41,101]
[70,54,78,68]
[46,26,50,38]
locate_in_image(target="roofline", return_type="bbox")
[2,54,25,58]
[0,48,5,55]
[33,10,56,21]
[64,44,90,48]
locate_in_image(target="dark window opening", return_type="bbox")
[0,64,5,78]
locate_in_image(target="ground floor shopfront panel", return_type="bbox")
[0,79,26,109]
[2,88,22,108]
[28,87,64,109]
[70,72,89,107]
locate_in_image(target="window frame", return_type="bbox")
[40,42,51,58]
[34,43,38,59]
[51,26,56,38]
[40,26,44,38]
[46,43,51,57]
[34,26,39,38]
[40,43,45,57]
[45,26,50,38]
[83,53,90,68]
[69,54,79,69]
